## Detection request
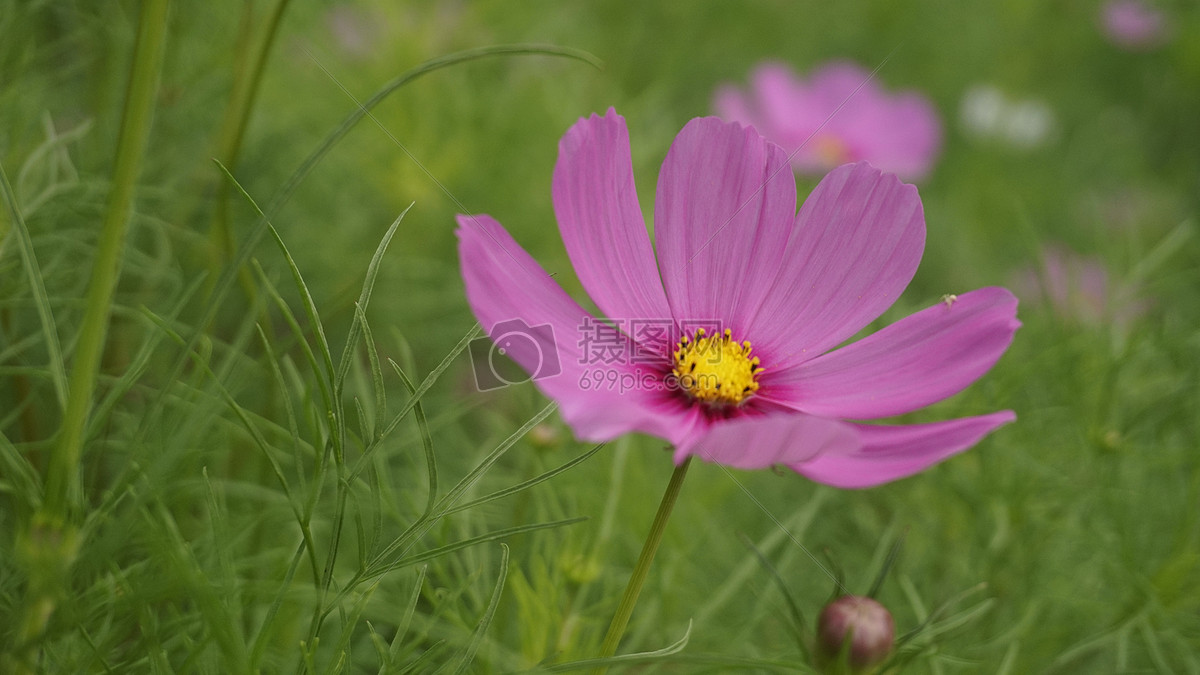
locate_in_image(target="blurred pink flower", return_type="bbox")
[325,5,382,59]
[1102,0,1169,50]
[1012,245,1149,328]
[714,61,942,181]
[458,109,1018,488]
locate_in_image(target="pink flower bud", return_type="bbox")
[817,595,895,671]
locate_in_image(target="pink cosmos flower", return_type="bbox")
[1102,0,1168,51]
[1012,245,1149,329]
[457,109,1019,488]
[714,61,942,181]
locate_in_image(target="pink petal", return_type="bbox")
[676,413,860,470]
[552,109,673,324]
[457,214,685,443]
[791,411,1015,488]
[767,287,1020,419]
[654,117,799,333]
[743,162,925,369]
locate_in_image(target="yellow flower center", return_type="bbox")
[814,134,851,166]
[672,328,763,407]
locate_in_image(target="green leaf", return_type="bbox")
[335,204,413,399]
[368,517,585,581]
[0,160,68,410]
[539,620,692,672]
[388,358,438,517]
[451,544,510,674]
[439,443,604,517]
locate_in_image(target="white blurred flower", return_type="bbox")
[960,85,1055,149]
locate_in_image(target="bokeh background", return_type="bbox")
[2,1,1199,672]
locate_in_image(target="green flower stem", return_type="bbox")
[590,456,692,674]
[9,5,170,671]
[43,0,170,521]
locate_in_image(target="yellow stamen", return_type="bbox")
[672,328,764,407]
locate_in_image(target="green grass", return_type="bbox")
[2,1,1199,672]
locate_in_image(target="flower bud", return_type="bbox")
[816,595,894,672]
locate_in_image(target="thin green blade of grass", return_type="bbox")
[77,625,116,675]
[384,565,428,671]
[358,400,558,582]
[366,517,586,582]
[916,597,997,642]
[251,260,334,461]
[548,653,804,674]
[439,444,605,517]
[360,324,481,477]
[335,205,413,399]
[366,454,385,575]
[897,580,990,646]
[262,216,338,435]
[200,468,243,636]
[0,334,44,367]
[0,160,68,410]
[298,349,437,646]
[867,532,905,600]
[86,274,208,441]
[449,543,510,675]
[143,501,250,669]
[0,431,41,511]
[1136,617,1174,673]
[215,161,338,443]
[137,305,300,515]
[399,640,447,675]
[540,620,692,673]
[352,303,387,442]
[255,323,306,491]
[14,116,91,216]
[354,399,558,591]
[388,358,437,517]
[248,541,307,671]
[694,488,829,628]
[326,579,382,675]
[995,640,1021,675]
[735,532,810,661]
[433,402,558,514]
[252,258,332,523]
[365,622,389,671]
[1126,219,1193,287]
[352,396,371,460]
